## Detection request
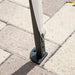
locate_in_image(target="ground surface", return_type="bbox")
[0,0,75,75]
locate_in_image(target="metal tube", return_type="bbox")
[29,0,48,64]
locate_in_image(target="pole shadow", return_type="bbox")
[12,61,36,75]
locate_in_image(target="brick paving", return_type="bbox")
[0,55,55,75]
[0,0,75,75]
[45,3,75,45]
[44,32,75,75]
[43,0,75,17]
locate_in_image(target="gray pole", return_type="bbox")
[29,0,48,64]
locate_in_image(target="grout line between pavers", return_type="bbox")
[0,45,16,66]
[8,24,34,34]
[0,18,33,34]
[45,38,60,46]
[42,46,60,66]
[40,46,60,67]
[4,49,12,55]
[40,64,57,75]
[44,17,50,24]
[0,54,12,66]
[43,67,57,75]
[0,45,13,55]
[0,20,8,31]
[61,30,75,45]
[44,2,66,20]
[0,43,30,61]
[6,0,50,18]
[0,46,29,63]
[0,19,8,24]
[7,0,30,9]
[0,24,8,31]
[44,2,66,17]
[42,30,75,67]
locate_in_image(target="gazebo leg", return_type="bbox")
[29,0,48,65]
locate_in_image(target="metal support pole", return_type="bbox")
[29,0,48,64]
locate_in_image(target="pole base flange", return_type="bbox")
[30,48,48,65]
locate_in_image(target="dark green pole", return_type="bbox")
[29,0,48,64]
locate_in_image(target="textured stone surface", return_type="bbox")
[0,55,34,75]
[45,3,75,45]
[0,25,34,59]
[43,14,49,23]
[0,49,10,64]
[0,25,58,62]
[0,21,6,30]
[9,0,75,17]
[9,0,29,7]
[27,66,55,75]
[0,55,55,75]
[44,32,75,75]
[43,0,75,16]
[0,0,49,33]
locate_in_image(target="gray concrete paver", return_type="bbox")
[43,0,75,16]
[0,55,55,75]
[45,3,75,45]
[44,32,75,75]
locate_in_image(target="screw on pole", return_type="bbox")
[29,0,48,65]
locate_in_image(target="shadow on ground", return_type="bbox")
[12,61,36,75]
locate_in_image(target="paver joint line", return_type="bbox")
[0,49,10,66]
[8,0,30,9]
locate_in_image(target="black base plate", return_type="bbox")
[30,48,48,65]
